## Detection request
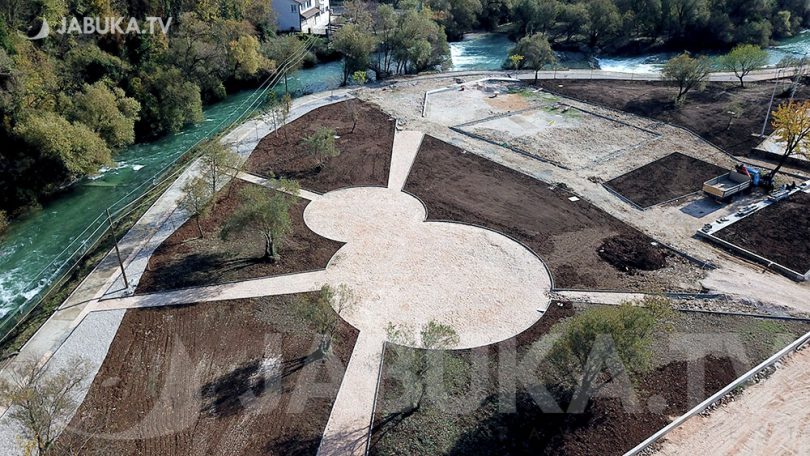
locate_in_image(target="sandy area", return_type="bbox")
[462,105,658,169]
[656,346,810,455]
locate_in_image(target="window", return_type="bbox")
[290,4,297,12]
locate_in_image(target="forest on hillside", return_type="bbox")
[0,0,807,229]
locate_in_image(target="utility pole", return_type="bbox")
[761,68,782,138]
[106,208,129,290]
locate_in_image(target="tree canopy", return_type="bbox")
[662,52,711,104]
[768,100,810,180]
[719,44,768,87]
[508,33,557,82]
[221,182,300,262]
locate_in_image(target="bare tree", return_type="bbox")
[179,177,211,238]
[0,358,89,455]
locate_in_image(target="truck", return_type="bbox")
[703,165,759,201]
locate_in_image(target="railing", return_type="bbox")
[0,36,319,346]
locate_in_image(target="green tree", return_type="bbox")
[332,23,377,85]
[221,182,300,262]
[199,141,241,200]
[229,34,274,80]
[767,100,810,181]
[662,52,711,104]
[586,0,621,48]
[264,34,306,94]
[0,358,88,456]
[549,298,673,410]
[719,44,768,87]
[131,67,204,139]
[509,33,557,82]
[429,0,483,40]
[513,0,559,36]
[555,2,589,43]
[302,127,339,165]
[14,111,111,176]
[297,284,355,357]
[68,81,141,149]
[180,177,211,238]
[386,320,461,411]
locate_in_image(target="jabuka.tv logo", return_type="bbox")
[26,16,173,40]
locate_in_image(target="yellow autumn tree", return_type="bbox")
[769,100,810,180]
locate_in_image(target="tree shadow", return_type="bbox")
[200,360,265,419]
[141,252,262,293]
[200,352,323,419]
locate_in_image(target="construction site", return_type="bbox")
[1,72,809,456]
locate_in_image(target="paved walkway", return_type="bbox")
[388,131,424,191]
[0,89,354,452]
[656,346,810,455]
[318,332,385,456]
[404,67,799,84]
[92,271,327,311]
[236,171,322,200]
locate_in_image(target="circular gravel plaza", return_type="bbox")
[304,186,552,349]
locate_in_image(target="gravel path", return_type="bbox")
[656,346,810,455]
[0,310,125,454]
[388,131,424,191]
[236,171,322,200]
[318,332,384,456]
[92,271,327,311]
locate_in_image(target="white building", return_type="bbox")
[273,0,331,34]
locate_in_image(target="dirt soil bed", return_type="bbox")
[605,152,727,208]
[246,99,395,193]
[137,180,343,293]
[404,135,699,291]
[715,191,810,274]
[58,296,358,455]
[370,303,810,455]
[536,80,810,156]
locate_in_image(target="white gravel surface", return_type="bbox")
[304,186,552,349]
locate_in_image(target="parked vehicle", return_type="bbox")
[703,165,758,201]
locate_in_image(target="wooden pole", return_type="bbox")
[106,208,129,290]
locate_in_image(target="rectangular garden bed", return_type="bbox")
[403,135,703,292]
[58,296,358,455]
[604,152,727,209]
[246,99,395,193]
[369,303,810,456]
[712,190,810,277]
[137,179,342,293]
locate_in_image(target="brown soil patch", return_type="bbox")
[59,296,358,455]
[137,180,343,293]
[246,99,395,193]
[605,152,727,208]
[403,135,684,291]
[598,234,667,273]
[536,80,810,156]
[370,305,810,456]
[715,191,810,273]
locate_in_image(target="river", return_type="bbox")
[1,32,809,324]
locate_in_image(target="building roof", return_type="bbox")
[301,7,320,19]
